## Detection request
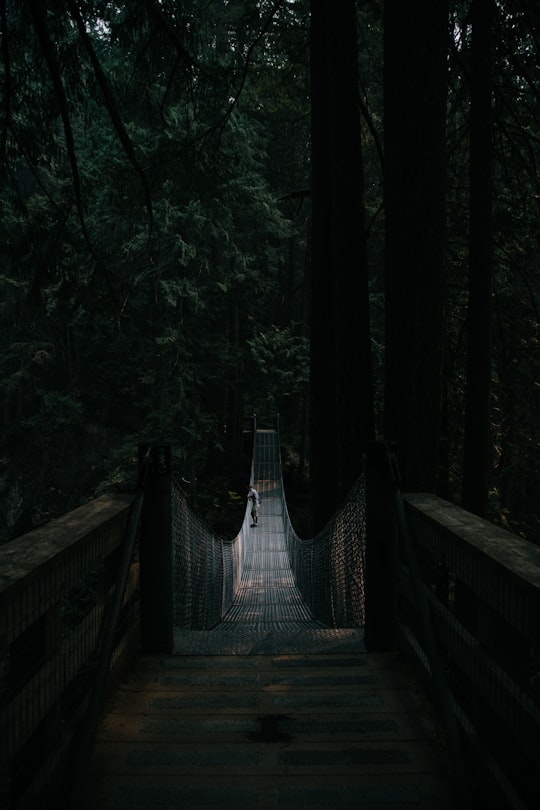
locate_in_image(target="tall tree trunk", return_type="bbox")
[383,0,449,492]
[462,0,494,517]
[309,0,374,532]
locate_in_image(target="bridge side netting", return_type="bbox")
[172,474,247,629]
[281,473,366,628]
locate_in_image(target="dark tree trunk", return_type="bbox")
[462,0,494,517]
[309,0,374,532]
[383,0,449,492]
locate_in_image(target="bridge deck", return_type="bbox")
[227,429,317,628]
[85,650,457,809]
[84,431,459,808]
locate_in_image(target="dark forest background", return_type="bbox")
[0,1,539,546]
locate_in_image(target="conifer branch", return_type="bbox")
[0,0,10,161]
[26,0,91,246]
[66,0,153,235]
[203,0,285,137]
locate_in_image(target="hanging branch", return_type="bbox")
[358,92,384,173]
[0,0,11,161]
[202,0,285,138]
[66,0,153,234]
[26,0,92,245]
[144,0,208,76]
[144,0,212,124]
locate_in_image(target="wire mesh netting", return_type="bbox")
[171,478,242,629]
[171,429,366,631]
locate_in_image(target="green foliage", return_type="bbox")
[444,1,540,536]
[247,324,309,409]
[0,0,312,538]
[194,476,246,540]
[0,1,538,544]
[22,391,83,433]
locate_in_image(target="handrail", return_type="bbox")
[381,442,472,810]
[66,446,154,809]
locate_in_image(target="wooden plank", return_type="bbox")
[86,652,458,809]
[404,493,540,590]
[0,494,133,597]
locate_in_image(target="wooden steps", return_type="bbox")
[85,649,458,809]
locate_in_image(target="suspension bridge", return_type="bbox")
[171,429,366,651]
[83,429,456,809]
[1,425,540,809]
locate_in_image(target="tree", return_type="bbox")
[2,1,540,545]
[0,1,310,538]
[447,1,540,536]
[309,0,374,532]
[462,0,494,517]
[383,0,449,492]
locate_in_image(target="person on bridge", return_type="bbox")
[248,485,260,527]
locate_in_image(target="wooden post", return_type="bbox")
[139,444,173,653]
[364,440,399,651]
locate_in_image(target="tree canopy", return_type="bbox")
[0,1,539,546]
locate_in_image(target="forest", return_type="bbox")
[0,1,538,546]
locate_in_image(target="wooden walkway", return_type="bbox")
[84,434,459,808]
[85,650,457,809]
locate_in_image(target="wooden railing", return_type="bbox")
[400,494,540,810]
[0,494,137,810]
[366,476,540,810]
[365,441,540,809]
